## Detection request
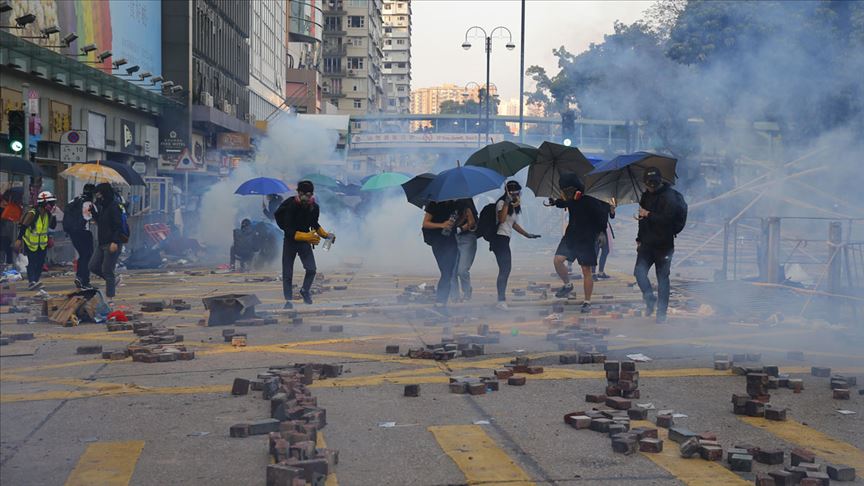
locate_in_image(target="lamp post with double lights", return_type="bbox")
[462,26,515,144]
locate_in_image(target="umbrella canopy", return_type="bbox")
[235,177,291,195]
[418,166,505,204]
[465,141,538,177]
[299,173,339,188]
[526,142,595,198]
[584,152,678,205]
[84,160,145,186]
[401,173,436,209]
[61,162,128,185]
[1,154,43,177]
[2,186,24,205]
[361,172,411,191]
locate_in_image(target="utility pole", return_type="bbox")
[485,36,491,144]
[22,82,30,163]
[518,0,526,143]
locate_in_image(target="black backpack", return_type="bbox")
[669,190,688,236]
[62,197,86,234]
[477,203,498,242]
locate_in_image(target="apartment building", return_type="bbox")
[382,0,411,114]
[410,83,498,115]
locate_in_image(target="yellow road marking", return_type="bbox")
[739,417,864,473]
[0,359,107,374]
[428,425,535,486]
[0,384,229,403]
[64,440,145,486]
[36,332,136,343]
[0,373,130,390]
[631,420,749,486]
[315,434,340,486]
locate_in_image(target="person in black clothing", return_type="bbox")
[491,181,541,310]
[592,198,616,279]
[230,218,258,272]
[66,183,96,289]
[634,167,686,323]
[449,198,478,302]
[263,194,283,221]
[275,180,334,309]
[550,174,608,313]
[422,199,460,310]
[89,183,124,299]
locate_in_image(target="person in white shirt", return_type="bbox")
[490,180,541,309]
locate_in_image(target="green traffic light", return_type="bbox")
[9,140,23,153]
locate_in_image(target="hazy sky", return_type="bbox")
[411,0,653,100]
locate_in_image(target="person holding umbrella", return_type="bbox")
[449,198,478,302]
[491,181,541,310]
[275,180,334,309]
[549,174,608,313]
[63,183,97,290]
[15,191,58,290]
[634,167,687,323]
[422,200,461,310]
[90,183,126,300]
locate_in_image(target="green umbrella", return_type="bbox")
[360,172,411,191]
[299,173,339,188]
[465,141,538,177]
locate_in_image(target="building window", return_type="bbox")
[352,121,362,130]
[398,62,406,68]
[348,16,364,28]
[348,0,366,7]
[383,3,391,9]
[385,39,392,45]
[384,62,392,69]
[350,37,364,46]
[353,84,358,91]
[353,161,362,171]
[348,57,364,69]
[397,86,405,92]
[396,39,405,45]
[354,99,362,109]
[398,16,405,21]
[384,27,392,33]
[325,16,341,30]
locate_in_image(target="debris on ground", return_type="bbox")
[202,294,262,325]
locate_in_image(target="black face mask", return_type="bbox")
[645,178,661,190]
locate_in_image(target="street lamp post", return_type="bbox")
[463,81,485,147]
[462,26,515,144]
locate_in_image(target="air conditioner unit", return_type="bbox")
[72,78,84,90]
[87,84,99,96]
[31,65,48,78]
[52,72,68,85]
[348,69,355,76]
[117,94,127,105]
[9,57,27,72]
[201,91,214,107]
[102,89,113,99]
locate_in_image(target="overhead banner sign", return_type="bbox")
[60,130,88,163]
[350,133,482,147]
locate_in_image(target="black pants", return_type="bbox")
[594,233,610,274]
[69,230,94,286]
[634,245,674,317]
[230,245,253,271]
[490,235,511,301]
[282,240,316,301]
[431,238,457,305]
[25,247,47,283]
[90,244,121,298]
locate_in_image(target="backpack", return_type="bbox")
[117,199,131,244]
[669,190,688,236]
[477,203,498,242]
[62,197,86,234]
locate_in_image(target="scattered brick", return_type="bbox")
[729,453,753,472]
[507,376,526,386]
[605,397,631,410]
[230,423,250,438]
[590,418,613,433]
[526,366,544,375]
[559,354,580,364]
[632,427,658,439]
[811,366,831,377]
[403,384,420,397]
[494,369,513,380]
[802,472,830,486]
[656,414,674,428]
[745,400,765,417]
[76,345,103,355]
[764,406,787,421]
[627,407,648,420]
[565,414,592,429]
[714,360,731,370]
[833,388,850,400]
[826,464,856,481]
[791,448,816,466]
[639,438,663,453]
[788,378,804,392]
[754,473,774,486]
[328,325,343,333]
[769,470,796,486]
[679,437,701,458]
[467,383,486,395]
[611,438,637,455]
[585,394,607,403]
[668,428,698,444]
[755,448,785,465]
[699,445,723,461]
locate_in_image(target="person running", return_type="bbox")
[491,181,541,310]
[15,191,57,290]
[90,183,125,300]
[450,198,478,302]
[550,174,608,313]
[422,199,460,312]
[634,167,687,323]
[275,180,334,309]
[230,218,258,272]
[64,184,96,289]
[592,198,616,280]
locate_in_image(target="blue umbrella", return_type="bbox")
[584,152,677,205]
[235,177,291,195]
[419,166,505,203]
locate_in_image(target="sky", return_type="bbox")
[411,0,654,101]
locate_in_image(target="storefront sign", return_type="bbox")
[217,132,251,150]
[121,119,137,154]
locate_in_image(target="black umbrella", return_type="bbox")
[526,142,595,198]
[85,160,145,186]
[2,186,24,205]
[1,154,43,177]
[584,152,678,205]
[401,173,436,209]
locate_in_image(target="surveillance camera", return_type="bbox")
[112,58,128,68]
[0,1,13,14]
[80,43,97,54]
[161,81,174,88]
[15,13,37,27]
[126,65,140,75]
[97,50,112,62]
[63,32,78,46]
[150,76,163,83]
[139,71,152,80]
[41,25,60,36]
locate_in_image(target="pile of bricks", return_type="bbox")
[128,344,195,362]
[751,447,857,484]
[140,300,166,312]
[0,332,35,346]
[563,407,660,455]
[396,284,437,304]
[221,328,247,345]
[730,364,798,420]
[584,360,638,404]
[405,324,498,361]
[133,322,184,345]
[713,352,764,370]
[229,363,340,485]
[170,299,192,311]
[445,357,544,394]
[547,321,610,361]
[447,376,500,395]
[811,367,859,400]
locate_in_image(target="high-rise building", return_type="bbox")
[249,1,287,123]
[382,0,411,114]
[286,0,325,114]
[321,0,385,123]
[410,83,497,115]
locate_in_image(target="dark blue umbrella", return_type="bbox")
[584,152,677,205]
[235,177,291,195]
[419,166,505,203]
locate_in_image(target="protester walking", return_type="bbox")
[634,167,688,323]
[449,198,478,302]
[490,181,540,310]
[15,191,57,289]
[90,183,126,300]
[275,180,334,309]
[550,174,608,313]
[1,188,23,270]
[422,200,460,311]
[63,184,96,289]
[592,198,616,279]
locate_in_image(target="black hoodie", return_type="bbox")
[94,183,124,246]
[637,183,684,250]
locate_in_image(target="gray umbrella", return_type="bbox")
[526,142,595,198]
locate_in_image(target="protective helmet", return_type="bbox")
[37,191,57,204]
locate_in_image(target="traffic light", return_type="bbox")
[561,110,576,144]
[7,110,25,154]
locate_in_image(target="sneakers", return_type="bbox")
[591,274,599,281]
[27,281,43,291]
[580,302,592,313]
[598,272,610,279]
[655,314,668,324]
[495,301,509,310]
[74,277,83,289]
[299,289,313,305]
[554,283,574,298]
[283,301,294,310]
[645,295,657,316]
[115,274,124,286]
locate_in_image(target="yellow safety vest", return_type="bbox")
[23,210,49,252]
